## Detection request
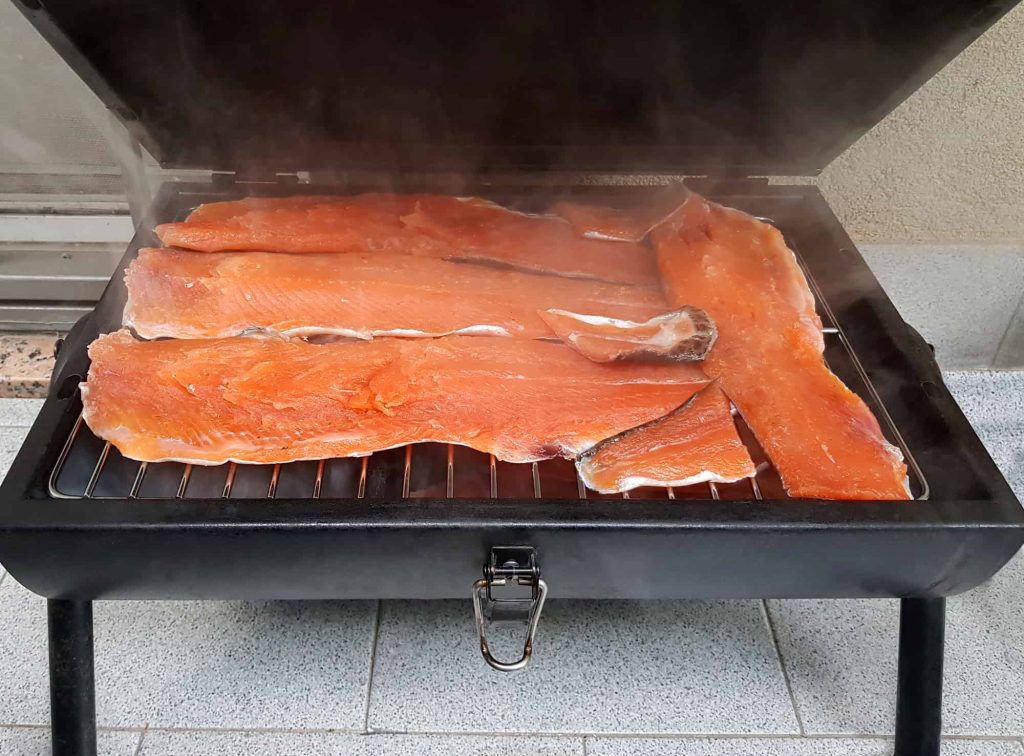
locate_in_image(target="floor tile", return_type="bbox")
[139,730,584,755]
[368,599,797,735]
[0,575,49,725]
[860,244,1024,368]
[766,597,899,735]
[0,426,29,480]
[768,552,1024,736]
[942,554,1024,735]
[0,727,140,755]
[0,576,378,729]
[943,370,1024,500]
[586,736,1023,755]
[0,398,44,427]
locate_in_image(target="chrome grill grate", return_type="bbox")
[48,237,929,502]
[51,411,801,501]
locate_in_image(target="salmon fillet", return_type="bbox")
[124,248,666,340]
[82,331,709,466]
[538,306,716,363]
[653,194,909,500]
[577,385,756,493]
[155,193,659,286]
[552,184,691,242]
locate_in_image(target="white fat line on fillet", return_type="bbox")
[544,309,699,349]
[125,323,515,341]
[576,467,755,495]
[582,230,637,241]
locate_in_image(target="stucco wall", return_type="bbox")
[806,2,1024,244]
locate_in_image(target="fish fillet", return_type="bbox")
[124,248,667,340]
[576,385,756,494]
[82,331,709,466]
[538,307,716,363]
[653,193,909,500]
[552,185,691,242]
[155,193,659,286]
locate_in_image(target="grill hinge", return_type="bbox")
[210,171,312,189]
[472,546,548,672]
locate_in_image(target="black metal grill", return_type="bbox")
[4,0,1022,747]
[2,181,1018,603]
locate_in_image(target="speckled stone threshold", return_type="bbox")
[0,333,58,398]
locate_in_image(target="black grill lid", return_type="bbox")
[14,0,1016,176]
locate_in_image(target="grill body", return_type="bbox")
[0,180,1020,601]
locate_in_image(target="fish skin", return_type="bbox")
[552,184,692,242]
[124,248,667,341]
[82,331,709,466]
[156,193,660,286]
[653,193,910,500]
[576,384,756,494]
[538,306,717,363]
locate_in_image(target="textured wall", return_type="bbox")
[0,2,114,170]
[807,2,1024,244]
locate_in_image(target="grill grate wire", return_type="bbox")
[48,239,928,503]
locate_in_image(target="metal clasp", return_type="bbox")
[472,546,548,672]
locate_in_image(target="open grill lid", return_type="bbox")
[13,0,1016,176]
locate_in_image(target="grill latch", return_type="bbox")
[472,546,548,672]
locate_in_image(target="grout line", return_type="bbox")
[0,724,49,730]
[133,725,149,756]
[0,724,151,733]
[2,723,1015,744]
[79,725,586,740]
[568,734,1024,742]
[361,601,383,734]
[939,735,1024,742]
[760,599,805,736]
[104,725,367,736]
[582,734,590,756]
[342,729,884,739]
[993,288,1024,369]
[124,726,812,739]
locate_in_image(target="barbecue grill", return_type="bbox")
[2,2,1022,755]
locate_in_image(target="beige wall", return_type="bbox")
[805,2,1024,245]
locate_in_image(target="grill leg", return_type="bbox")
[48,600,97,756]
[894,597,946,756]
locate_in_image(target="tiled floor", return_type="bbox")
[0,371,1022,755]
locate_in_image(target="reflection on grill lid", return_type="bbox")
[12,0,1016,175]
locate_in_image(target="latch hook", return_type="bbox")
[471,547,548,672]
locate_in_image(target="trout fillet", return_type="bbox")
[82,331,708,466]
[576,385,756,494]
[124,248,667,340]
[653,193,909,500]
[155,193,659,286]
